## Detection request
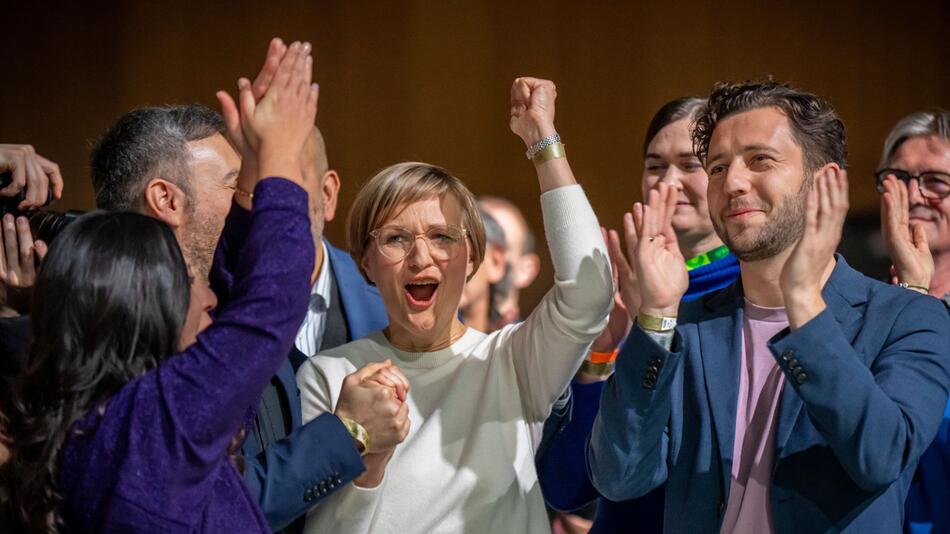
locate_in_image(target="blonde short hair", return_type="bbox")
[347,162,486,281]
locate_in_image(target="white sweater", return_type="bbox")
[297,184,612,534]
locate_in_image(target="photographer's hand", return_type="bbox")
[0,144,64,210]
[0,214,48,313]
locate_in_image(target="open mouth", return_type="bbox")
[405,280,439,308]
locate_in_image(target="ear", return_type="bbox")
[360,252,375,285]
[143,178,189,229]
[811,162,844,184]
[465,242,478,280]
[512,252,541,289]
[321,170,341,222]
[484,246,507,284]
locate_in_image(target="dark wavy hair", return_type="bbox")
[642,97,706,156]
[692,80,847,175]
[7,211,190,532]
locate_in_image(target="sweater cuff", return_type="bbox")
[253,177,309,213]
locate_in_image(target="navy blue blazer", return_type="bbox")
[242,241,388,531]
[588,256,950,533]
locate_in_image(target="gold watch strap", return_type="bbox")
[637,313,677,332]
[339,416,369,456]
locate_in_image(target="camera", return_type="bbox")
[1,171,82,244]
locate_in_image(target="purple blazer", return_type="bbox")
[57,178,313,532]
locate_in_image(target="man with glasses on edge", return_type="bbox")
[876,110,950,534]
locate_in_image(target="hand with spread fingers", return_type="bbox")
[215,39,317,203]
[624,183,688,318]
[780,168,850,328]
[216,38,288,205]
[880,174,933,293]
[589,228,633,353]
[0,144,64,211]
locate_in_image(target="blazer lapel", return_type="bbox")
[326,241,389,340]
[697,282,744,497]
[774,255,866,458]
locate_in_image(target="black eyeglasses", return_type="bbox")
[875,168,950,200]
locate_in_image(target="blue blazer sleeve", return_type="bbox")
[537,380,604,511]
[769,293,950,492]
[588,326,682,501]
[243,413,365,531]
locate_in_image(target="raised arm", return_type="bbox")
[588,184,688,500]
[499,77,613,421]
[154,40,318,447]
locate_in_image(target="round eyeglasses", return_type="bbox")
[875,168,950,200]
[368,225,468,262]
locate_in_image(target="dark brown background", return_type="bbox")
[2,1,948,310]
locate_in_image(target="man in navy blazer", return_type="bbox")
[90,95,391,532]
[588,81,950,533]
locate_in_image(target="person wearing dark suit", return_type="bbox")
[241,240,388,532]
[88,40,396,532]
[588,81,950,533]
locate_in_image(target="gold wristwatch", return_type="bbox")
[339,417,369,456]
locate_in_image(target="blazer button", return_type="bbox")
[642,378,656,390]
[795,373,807,384]
[653,358,664,368]
[781,349,794,361]
[304,489,313,502]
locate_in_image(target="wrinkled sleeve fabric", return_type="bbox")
[768,294,950,492]
[496,184,614,423]
[297,360,385,534]
[588,325,680,501]
[243,413,365,531]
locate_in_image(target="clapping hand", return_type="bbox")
[620,183,688,318]
[880,174,933,292]
[780,168,849,328]
[216,39,317,194]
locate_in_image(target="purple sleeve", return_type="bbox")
[209,198,253,304]
[148,177,313,466]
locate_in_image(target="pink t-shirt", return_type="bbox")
[719,300,788,534]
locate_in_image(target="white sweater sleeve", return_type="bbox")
[297,357,385,534]
[497,184,613,422]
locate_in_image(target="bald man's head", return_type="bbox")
[300,126,341,255]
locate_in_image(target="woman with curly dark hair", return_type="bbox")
[7,39,318,532]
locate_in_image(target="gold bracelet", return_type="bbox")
[637,313,677,332]
[233,186,254,199]
[898,282,929,294]
[339,416,369,456]
[579,359,615,376]
[532,142,566,164]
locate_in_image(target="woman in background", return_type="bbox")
[538,97,741,534]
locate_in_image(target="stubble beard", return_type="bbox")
[712,178,810,262]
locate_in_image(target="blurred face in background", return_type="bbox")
[888,135,950,254]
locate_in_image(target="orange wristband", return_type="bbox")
[588,348,620,364]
